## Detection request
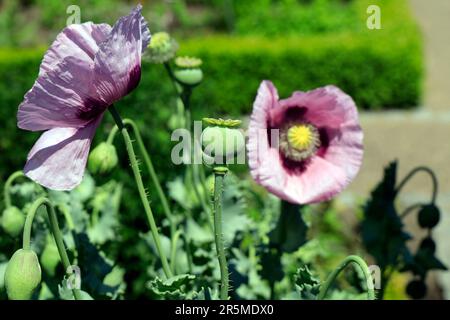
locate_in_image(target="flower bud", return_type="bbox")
[88,142,118,175]
[1,206,25,237]
[40,235,60,276]
[174,56,203,86]
[5,249,42,300]
[145,32,178,64]
[418,204,440,229]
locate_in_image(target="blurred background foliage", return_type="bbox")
[0,0,435,300]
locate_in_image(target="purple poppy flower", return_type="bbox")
[247,81,364,204]
[17,5,151,190]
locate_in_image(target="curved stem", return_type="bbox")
[395,167,438,204]
[22,197,82,300]
[109,106,172,278]
[317,255,375,300]
[3,171,25,208]
[400,203,426,219]
[213,168,229,300]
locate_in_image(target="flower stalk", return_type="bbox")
[109,105,173,278]
[317,255,375,300]
[4,171,26,208]
[212,166,229,300]
[22,197,82,300]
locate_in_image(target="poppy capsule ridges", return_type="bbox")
[4,249,42,300]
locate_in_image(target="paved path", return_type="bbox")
[343,0,450,299]
[409,0,450,110]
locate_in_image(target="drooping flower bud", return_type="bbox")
[145,32,178,64]
[406,279,427,299]
[418,204,440,229]
[201,118,245,166]
[88,142,118,175]
[174,56,203,86]
[1,206,25,237]
[4,249,42,300]
[40,235,60,276]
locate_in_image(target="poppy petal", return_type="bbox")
[17,56,106,131]
[92,5,150,105]
[39,22,111,77]
[24,115,103,191]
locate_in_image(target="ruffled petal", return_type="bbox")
[24,115,103,191]
[17,56,107,131]
[39,22,111,77]
[92,5,150,105]
[247,81,280,183]
[282,156,349,204]
[279,86,358,128]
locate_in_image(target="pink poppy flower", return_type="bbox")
[247,81,363,204]
[17,5,151,191]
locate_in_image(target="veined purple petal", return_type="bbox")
[18,56,107,131]
[92,5,150,105]
[39,22,111,77]
[24,115,103,191]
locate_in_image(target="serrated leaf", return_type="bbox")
[294,265,321,300]
[148,274,196,300]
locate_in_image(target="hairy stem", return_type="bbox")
[109,106,173,278]
[213,168,229,300]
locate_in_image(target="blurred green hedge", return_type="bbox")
[0,0,422,185]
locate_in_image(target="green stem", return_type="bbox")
[107,119,176,238]
[170,229,183,274]
[4,171,25,208]
[57,204,75,231]
[317,255,375,300]
[22,197,82,300]
[395,166,438,204]
[109,106,172,278]
[213,168,229,300]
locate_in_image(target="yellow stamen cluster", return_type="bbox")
[287,125,314,151]
[280,122,320,162]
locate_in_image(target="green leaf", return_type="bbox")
[361,161,412,269]
[148,274,196,300]
[294,265,321,300]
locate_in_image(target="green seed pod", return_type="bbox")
[174,69,203,86]
[40,236,60,276]
[418,204,440,229]
[419,237,436,254]
[88,142,118,175]
[1,206,25,237]
[5,249,42,300]
[406,279,427,299]
[201,126,245,162]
